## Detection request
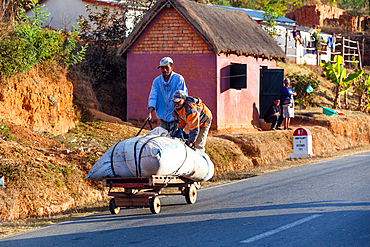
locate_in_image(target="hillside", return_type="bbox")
[0,62,370,236]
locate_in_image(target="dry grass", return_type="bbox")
[295,107,367,121]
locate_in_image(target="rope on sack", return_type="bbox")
[134,136,147,178]
[158,143,188,193]
[171,122,189,175]
[133,122,191,192]
[157,122,190,193]
[137,136,163,177]
[110,140,126,177]
[135,134,189,194]
[133,118,154,177]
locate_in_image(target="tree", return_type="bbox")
[321,55,363,109]
[76,0,155,120]
[263,5,280,39]
[354,74,370,111]
[0,0,86,78]
[337,0,369,16]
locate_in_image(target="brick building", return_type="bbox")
[118,0,285,130]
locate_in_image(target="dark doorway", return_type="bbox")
[260,68,284,117]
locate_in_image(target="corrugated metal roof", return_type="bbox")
[82,0,126,6]
[211,5,296,26]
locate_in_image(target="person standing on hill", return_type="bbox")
[147,57,188,133]
[282,78,297,130]
[170,90,212,152]
[292,26,303,46]
[327,32,337,52]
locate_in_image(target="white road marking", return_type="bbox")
[240,214,322,244]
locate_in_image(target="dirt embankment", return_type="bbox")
[207,115,370,177]
[0,66,76,135]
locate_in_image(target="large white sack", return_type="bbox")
[87,127,214,182]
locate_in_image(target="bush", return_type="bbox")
[0,0,86,78]
[286,72,320,109]
[76,5,129,120]
[75,2,152,120]
[0,119,14,141]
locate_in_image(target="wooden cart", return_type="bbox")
[103,176,200,214]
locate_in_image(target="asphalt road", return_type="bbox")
[1,152,369,247]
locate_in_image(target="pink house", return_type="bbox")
[118,0,285,130]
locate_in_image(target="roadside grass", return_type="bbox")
[45,120,141,151]
[295,107,367,122]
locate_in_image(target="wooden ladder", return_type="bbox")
[332,35,362,69]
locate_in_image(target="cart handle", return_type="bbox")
[136,118,153,137]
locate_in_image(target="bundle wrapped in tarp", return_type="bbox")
[87,127,214,182]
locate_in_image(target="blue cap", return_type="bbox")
[284,78,290,84]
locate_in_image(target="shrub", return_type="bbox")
[286,72,320,109]
[76,4,130,120]
[75,1,153,120]
[0,0,86,78]
[0,119,14,141]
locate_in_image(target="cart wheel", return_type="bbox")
[185,184,197,204]
[149,197,161,214]
[109,198,120,214]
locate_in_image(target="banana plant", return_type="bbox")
[321,55,363,108]
[354,75,370,111]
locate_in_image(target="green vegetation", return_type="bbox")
[287,73,321,109]
[321,55,364,109]
[263,5,280,39]
[0,119,14,140]
[354,74,370,111]
[0,0,86,78]
[76,4,136,120]
[337,0,369,16]
[77,4,127,88]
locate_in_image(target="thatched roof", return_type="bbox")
[117,0,285,60]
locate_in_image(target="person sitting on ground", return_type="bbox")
[170,90,212,152]
[282,78,297,130]
[264,98,284,131]
[292,26,303,46]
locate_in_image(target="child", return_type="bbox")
[292,26,303,46]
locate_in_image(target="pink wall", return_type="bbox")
[126,6,217,125]
[126,53,217,123]
[216,54,277,130]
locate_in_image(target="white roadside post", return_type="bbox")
[290,128,313,158]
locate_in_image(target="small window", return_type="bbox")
[230,64,247,89]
